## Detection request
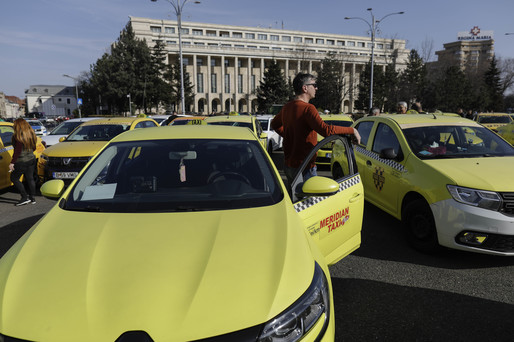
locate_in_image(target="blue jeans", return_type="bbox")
[284,165,317,188]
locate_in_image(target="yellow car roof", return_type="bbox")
[367,113,482,129]
[81,117,157,126]
[111,124,258,142]
[319,114,353,122]
[204,115,254,123]
[476,113,512,117]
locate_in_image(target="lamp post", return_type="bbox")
[151,0,200,115]
[345,8,404,110]
[63,74,82,118]
[127,94,132,116]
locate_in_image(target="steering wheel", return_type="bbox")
[207,171,251,185]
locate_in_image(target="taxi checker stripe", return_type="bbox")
[355,146,406,172]
[294,174,361,213]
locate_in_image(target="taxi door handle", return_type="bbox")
[366,160,372,167]
[349,193,362,203]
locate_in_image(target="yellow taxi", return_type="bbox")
[39,117,158,183]
[316,114,353,166]
[0,121,46,190]
[474,113,513,132]
[168,116,207,125]
[0,125,363,341]
[204,115,268,149]
[331,114,514,256]
[497,121,514,145]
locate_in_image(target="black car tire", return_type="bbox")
[403,198,440,253]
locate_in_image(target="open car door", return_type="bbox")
[292,135,364,265]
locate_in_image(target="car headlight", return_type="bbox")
[447,185,502,211]
[258,263,330,342]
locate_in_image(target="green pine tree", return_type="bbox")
[256,60,292,113]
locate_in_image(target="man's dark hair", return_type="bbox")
[293,73,315,95]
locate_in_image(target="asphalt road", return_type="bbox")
[1,151,513,341]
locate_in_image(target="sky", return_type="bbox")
[2,0,514,99]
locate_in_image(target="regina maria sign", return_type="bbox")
[458,26,493,41]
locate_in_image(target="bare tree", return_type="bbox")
[498,57,514,94]
[420,36,435,62]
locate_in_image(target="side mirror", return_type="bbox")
[40,179,65,199]
[296,176,339,198]
[59,136,66,142]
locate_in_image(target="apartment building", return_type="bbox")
[25,85,78,118]
[130,16,410,114]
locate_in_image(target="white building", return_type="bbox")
[130,17,410,114]
[25,85,78,118]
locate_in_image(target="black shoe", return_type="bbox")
[30,198,37,204]
[15,199,31,206]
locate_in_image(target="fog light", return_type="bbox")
[458,232,488,246]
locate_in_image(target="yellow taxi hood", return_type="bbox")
[0,202,314,341]
[42,141,108,157]
[426,157,514,191]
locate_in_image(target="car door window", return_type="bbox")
[372,123,401,156]
[354,121,374,147]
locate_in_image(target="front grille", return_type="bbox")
[500,192,514,215]
[48,156,90,170]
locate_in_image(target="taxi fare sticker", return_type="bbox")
[318,207,350,235]
[373,166,385,191]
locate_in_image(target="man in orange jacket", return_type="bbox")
[271,73,360,186]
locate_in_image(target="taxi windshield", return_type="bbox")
[403,125,514,159]
[66,124,129,141]
[64,139,283,213]
[477,116,512,124]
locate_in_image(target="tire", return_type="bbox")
[267,142,273,155]
[403,199,440,253]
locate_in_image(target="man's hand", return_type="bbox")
[8,163,14,172]
[352,128,361,145]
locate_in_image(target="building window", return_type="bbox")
[224,74,230,93]
[67,98,71,104]
[245,33,255,39]
[180,28,189,34]
[251,75,256,92]
[260,46,269,49]
[224,59,230,67]
[165,27,175,34]
[248,45,257,49]
[270,35,279,41]
[282,36,291,42]
[305,38,314,44]
[233,32,243,38]
[377,43,384,49]
[219,31,230,37]
[192,29,203,36]
[347,41,355,47]
[316,38,324,44]
[358,42,365,47]
[194,42,205,46]
[197,57,203,66]
[182,41,191,45]
[150,26,162,33]
[197,73,204,93]
[258,34,267,40]
[166,40,177,45]
[182,57,189,65]
[238,74,243,93]
[272,47,281,50]
[294,36,302,42]
[235,44,244,48]
[367,43,373,48]
[337,40,345,46]
[237,60,242,68]
[206,30,216,36]
[327,40,335,45]
[211,74,217,93]
[211,58,217,67]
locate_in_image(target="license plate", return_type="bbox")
[53,172,78,179]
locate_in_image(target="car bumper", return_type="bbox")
[431,199,514,256]
[315,149,332,165]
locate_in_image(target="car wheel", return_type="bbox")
[403,199,440,253]
[332,163,344,179]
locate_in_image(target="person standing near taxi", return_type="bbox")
[271,72,361,186]
[396,101,408,114]
[9,118,37,206]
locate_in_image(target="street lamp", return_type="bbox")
[127,94,132,116]
[63,74,82,118]
[345,8,404,110]
[506,33,514,35]
[151,0,201,115]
